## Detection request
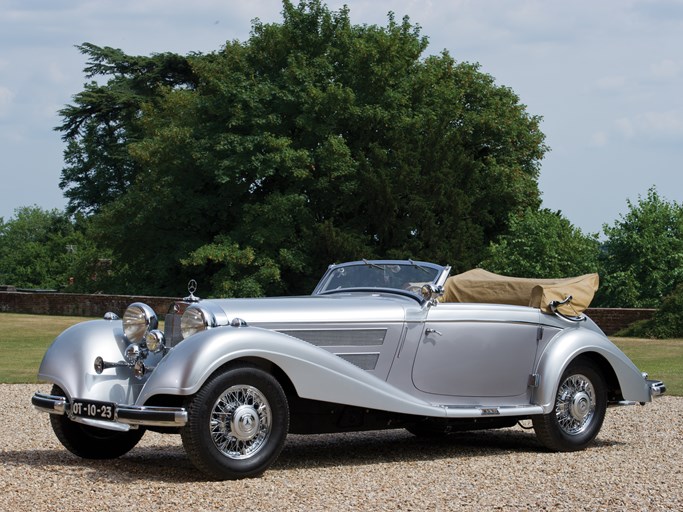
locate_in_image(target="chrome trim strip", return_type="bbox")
[442,404,544,418]
[31,392,188,428]
[610,401,638,407]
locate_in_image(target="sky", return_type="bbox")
[1,0,682,236]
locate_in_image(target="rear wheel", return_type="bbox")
[49,385,145,459]
[181,365,289,480]
[533,358,607,451]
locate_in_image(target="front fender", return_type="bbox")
[37,319,159,404]
[535,328,650,411]
[137,325,445,417]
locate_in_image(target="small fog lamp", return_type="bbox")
[144,329,166,353]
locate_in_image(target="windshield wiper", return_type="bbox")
[362,259,385,270]
[408,259,431,274]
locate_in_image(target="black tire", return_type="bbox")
[181,365,290,480]
[533,358,607,452]
[49,385,145,459]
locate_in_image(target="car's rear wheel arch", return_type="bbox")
[569,352,622,402]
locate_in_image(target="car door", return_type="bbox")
[411,304,541,398]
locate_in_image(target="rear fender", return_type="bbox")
[535,328,650,411]
[137,325,444,417]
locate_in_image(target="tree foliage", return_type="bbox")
[598,187,683,308]
[0,207,102,290]
[481,208,600,278]
[56,0,547,296]
[617,283,683,339]
[56,43,197,215]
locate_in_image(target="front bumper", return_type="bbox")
[648,379,666,398]
[32,392,188,429]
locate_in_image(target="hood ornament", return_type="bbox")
[184,279,200,302]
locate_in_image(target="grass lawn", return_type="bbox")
[1,313,680,395]
[0,313,92,384]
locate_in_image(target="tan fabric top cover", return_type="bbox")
[441,268,599,315]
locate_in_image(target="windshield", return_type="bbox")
[313,260,446,296]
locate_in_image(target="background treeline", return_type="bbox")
[1,1,682,336]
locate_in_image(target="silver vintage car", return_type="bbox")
[32,259,665,480]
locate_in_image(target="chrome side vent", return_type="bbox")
[279,328,387,347]
[337,353,380,370]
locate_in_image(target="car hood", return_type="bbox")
[202,292,416,326]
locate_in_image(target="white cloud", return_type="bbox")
[650,58,680,79]
[641,110,683,136]
[615,111,683,140]
[615,117,636,139]
[0,86,14,118]
[591,131,609,147]
[47,62,69,85]
[1,0,683,234]
[596,76,627,91]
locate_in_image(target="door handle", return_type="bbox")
[425,328,442,336]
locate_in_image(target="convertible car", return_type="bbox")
[32,260,665,480]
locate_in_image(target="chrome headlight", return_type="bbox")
[123,302,158,343]
[181,305,212,339]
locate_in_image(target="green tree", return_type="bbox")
[0,207,102,290]
[57,0,547,296]
[598,187,683,308]
[618,284,683,338]
[480,208,600,278]
[56,43,197,215]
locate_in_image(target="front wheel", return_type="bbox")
[181,365,289,480]
[49,385,145,459]
[533,358,607,451]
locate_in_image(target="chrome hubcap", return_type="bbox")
[231,405,260,441]
[555,374,596,435]
[210,385,271,460]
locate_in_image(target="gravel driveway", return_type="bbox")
[2,384,681,511]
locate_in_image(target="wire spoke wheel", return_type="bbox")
[182,365,289,480]
[533,358,606,452]
[555,374,596,435]
[210,385,272,460]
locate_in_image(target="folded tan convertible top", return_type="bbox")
[442,268,599,315]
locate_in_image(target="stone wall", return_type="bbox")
[0,290,656,335]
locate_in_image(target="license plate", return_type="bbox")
[72,399,116,421]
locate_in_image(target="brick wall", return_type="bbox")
[0,291,178,318]
[585,308,656,335]
[0,291,656,335]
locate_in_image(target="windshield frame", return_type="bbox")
[312,260,450,300]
